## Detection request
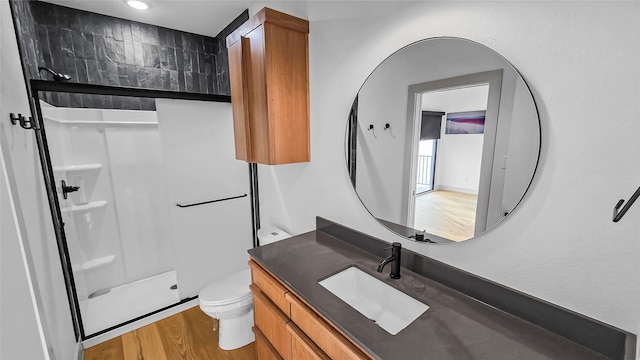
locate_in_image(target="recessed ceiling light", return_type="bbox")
[127,1,148,10]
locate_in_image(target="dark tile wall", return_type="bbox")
[8,0,46,81]
[213,11,251,96]
[11,0,248,110]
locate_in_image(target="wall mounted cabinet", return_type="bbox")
[226,8,310,165]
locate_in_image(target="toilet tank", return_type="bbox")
[257,227,291,246]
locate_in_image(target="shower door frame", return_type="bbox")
[29,80,261,341]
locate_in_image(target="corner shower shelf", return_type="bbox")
[82,255,115,271]
[53,163,102,173]
[61,200,107,213]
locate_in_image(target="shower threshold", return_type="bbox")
[82,270,180,336]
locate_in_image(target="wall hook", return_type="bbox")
[9,113,40,131]
[383,123,395,138]
[10,113,21,126]
[612,185,640,222]
[368,124,377,138]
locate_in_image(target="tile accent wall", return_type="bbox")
[8,0,45,81]
[10,0,248,110]
[213,12,249,96]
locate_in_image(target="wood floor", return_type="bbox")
[84,306,256,360]
[414,190,477,242]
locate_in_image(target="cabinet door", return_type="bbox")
[254,326,284,360]
[287,293,370,360]
[287,322,330,360]
[262,22,310,164]
[252,284,291,360]
[250,260,290,315]
[228,37,251,161]
[244,24,271,164]
[228,25,272,164]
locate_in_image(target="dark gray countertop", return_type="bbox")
[249,230,611,360]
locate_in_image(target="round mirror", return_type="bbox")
[346,37,540,244]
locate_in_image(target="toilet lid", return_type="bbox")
[199,268,252,306]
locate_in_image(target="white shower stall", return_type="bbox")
[39,98,253,337]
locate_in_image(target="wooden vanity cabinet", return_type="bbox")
[226,8,310,165]
[249,260,372,360]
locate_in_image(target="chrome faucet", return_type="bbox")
[377,242,401,279]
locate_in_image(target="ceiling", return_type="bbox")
[40,0,257,37]
[39,1,417,38]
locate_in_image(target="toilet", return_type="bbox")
[198,227,291,350]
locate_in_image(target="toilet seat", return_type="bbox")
[200,294,253,319]
[199,268,252,307]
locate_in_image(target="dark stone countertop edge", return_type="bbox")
[316,216,637,360]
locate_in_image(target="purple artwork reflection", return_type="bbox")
[445,110,486,134]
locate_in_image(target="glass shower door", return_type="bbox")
[41,99,178,336]
[34,88,255,340]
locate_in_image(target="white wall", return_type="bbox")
[0,0,78,358]
[253,0,640,345]
[501,79,540,213]
[1,141,49,360]
[435,134,484,194]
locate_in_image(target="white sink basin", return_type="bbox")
[319,267,429,335]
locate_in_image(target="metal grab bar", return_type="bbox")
[613,186,640,222]
[176,193,248,208]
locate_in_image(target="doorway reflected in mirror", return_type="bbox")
[411,84,490,238]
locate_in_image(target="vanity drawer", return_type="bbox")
[253,326,284,360]
[252,284,291,360]
[250,260,290,315]
[287,322,330,360]
[286,293,370,360]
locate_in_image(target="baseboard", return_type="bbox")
[435,185,478,195]
[82,298,199,349]
[75,341,83,360]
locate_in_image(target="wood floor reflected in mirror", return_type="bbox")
[414,190,477,242]
[83,306,257,360]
